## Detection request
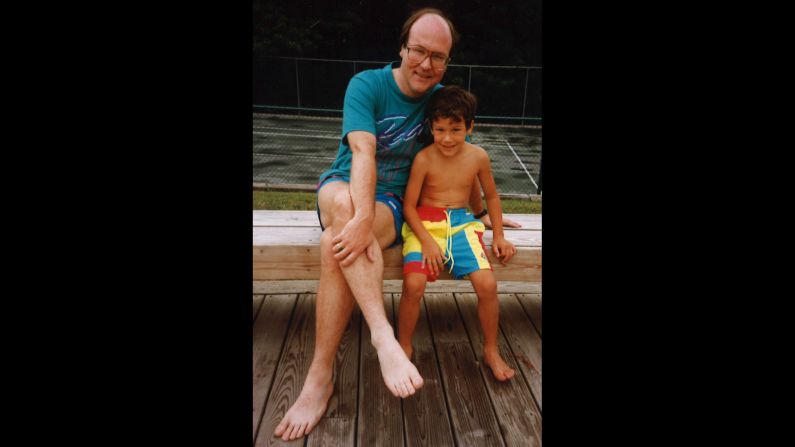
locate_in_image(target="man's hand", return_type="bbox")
[331,217,376,267]
[481,214,522,229]
[491,237,517,265]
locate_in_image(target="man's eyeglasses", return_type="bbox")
[405,45,450,70]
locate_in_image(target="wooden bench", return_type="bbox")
[253,210,541,281]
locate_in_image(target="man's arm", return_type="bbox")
[331,131,378,266]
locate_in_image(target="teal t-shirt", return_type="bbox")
[318,62,442,197]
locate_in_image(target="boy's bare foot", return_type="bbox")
[399,341,414,361]
[373,335,424,397]
[483,348,516,381]
[273,371,334,441]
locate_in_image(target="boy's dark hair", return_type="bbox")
[399,8,459,54]
[425,85,477,129]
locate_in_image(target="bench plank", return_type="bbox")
[254,226,540,247]
[254,210,541,230]
[253,210,541,281]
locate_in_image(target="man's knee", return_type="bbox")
[330,191,354,223]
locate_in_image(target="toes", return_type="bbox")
[388,383,400,397]
[410,372,424,389]
[290,422,304,440]
[293,422,307,440]
[274,420,288,437]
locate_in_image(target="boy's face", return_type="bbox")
[430,117,473,157]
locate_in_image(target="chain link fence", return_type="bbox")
[253,114,541,196]
[254,56,541,125]
[253,56,541,196]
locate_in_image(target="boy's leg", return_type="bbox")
[468,269,516,381]
[398,272,428,359]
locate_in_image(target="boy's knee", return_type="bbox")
[471,271,497,294]
[402,275,427,300]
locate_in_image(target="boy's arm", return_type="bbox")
[468,177,522,229]
[403,152,445,276]
[476,150,517,264]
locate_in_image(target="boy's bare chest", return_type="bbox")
[424,158,479,187]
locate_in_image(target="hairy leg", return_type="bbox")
[274,183,356,440]
[335,199,423,398]
[469,270,516,382]
[398,273,428,360]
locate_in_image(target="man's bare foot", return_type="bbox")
[273,372,334,441]
[483,347,516,381]
[373,335,423,397]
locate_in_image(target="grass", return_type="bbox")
[254,190,541,213]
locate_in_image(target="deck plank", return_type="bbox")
[253,294,265,322]
[424,293,504,447]
[256,293,316,447]
[498,295,542,411]
[357,293,404,447]
[396,293,456,447]
[253,280,541,295]
[252,294,299,443]
[456,293,542,447]
[515,293,542,337]
[307,305,361,446]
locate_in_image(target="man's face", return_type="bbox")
[397,15,452,98]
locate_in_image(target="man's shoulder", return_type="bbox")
[352,63,392,83]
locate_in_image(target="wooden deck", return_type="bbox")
[253,281,542,446]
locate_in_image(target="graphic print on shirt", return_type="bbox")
[375,115,424,183]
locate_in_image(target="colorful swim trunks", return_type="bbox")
[401,207,492,281]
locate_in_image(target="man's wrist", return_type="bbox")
[474,208,488,219]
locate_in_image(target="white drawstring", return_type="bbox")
[443,209,454,274]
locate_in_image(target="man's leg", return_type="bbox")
[274,182,421,441]
[274,182,357,441]
[329,191,424,399]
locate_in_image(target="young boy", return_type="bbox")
[398,85,517,381]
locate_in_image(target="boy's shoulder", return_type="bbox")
[464,142,488,158]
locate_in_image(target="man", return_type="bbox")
[274,8,518,441]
